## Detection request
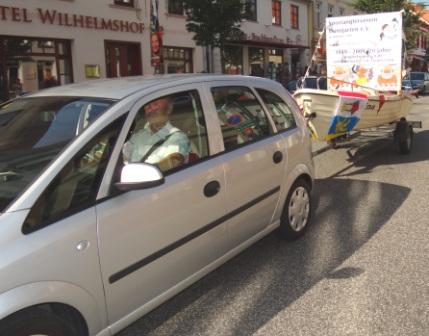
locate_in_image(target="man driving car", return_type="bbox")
[122,96,190,172]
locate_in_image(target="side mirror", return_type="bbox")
[114,163,164,191]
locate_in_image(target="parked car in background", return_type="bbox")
[0,75,314,336]
[286,76,328,94]
[403,72,429,94]
[402,78,423,97]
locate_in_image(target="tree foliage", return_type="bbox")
[352,0,423,50]
[182,0,244,49]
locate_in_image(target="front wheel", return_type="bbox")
[0,308,80,336]
[279,179,312,241]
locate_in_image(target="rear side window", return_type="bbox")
[22,116,126,234]
[211,86,271,151]
[257,89,297,131]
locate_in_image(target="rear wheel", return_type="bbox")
[279,179,312,241]
[0,308,80,336]
[394,118,413,155]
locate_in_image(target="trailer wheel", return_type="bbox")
[394,118,413,154]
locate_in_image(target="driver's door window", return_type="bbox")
[122,90,208,174]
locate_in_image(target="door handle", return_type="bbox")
[273,151,283,164]
[204,180,221,198]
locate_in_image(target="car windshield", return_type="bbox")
[0,96,114,213]
[410,73,424,80]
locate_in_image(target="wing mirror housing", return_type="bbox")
[115,163,164,191]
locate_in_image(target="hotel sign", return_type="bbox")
[0,6,145,33]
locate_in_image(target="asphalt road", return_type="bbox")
[118,97,429,336]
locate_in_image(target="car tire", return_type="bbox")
[279,179,312,241]
[394,118,413,155]
[0,307,80,336]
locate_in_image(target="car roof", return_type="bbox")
[28,74,279,100]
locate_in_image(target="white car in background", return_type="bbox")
[0,75,314,336]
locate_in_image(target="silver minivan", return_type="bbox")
[0,75,314,336]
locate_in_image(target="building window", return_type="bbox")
[168,0,184,15]
[105,41,142,78]
[114,0,134,7]
[242,0,257,21]
[162,47,193,73]
[291,5,299,29]
[272,1,281,26]
[339,7,345,16]
[316,1,321,29]
[328,4,334,17]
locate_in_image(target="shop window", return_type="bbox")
[37,40,54,50]
[291,5,299,29]
[242,0,257,21]
[211,86,271,151]
[223,46,243,75]
[162,47,193,74]
[168,0,184,15]
[114,0,134,7]
[0,37,73,101]
[267,49,284,81]
[249,48,265,77]
[272,1,281,26]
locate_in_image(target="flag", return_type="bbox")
[326,91,368,141]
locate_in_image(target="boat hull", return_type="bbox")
[294,89,414,141]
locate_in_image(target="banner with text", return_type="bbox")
[326,12,402,92]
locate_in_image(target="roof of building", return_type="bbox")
[29,74,276,100]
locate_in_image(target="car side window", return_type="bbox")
[122,90,209,174]
[22,116,126,234]
[211,86,271,151]
[256,89,297,131]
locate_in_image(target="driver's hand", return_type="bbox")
[157,153,185,171]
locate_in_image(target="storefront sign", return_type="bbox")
[85,64,100,78]
[326,12,402,91]
[247,33,285,44]
[0,5,145,33]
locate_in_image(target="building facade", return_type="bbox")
[219,0,312,83]
[0,0,313,101]
[0,0,150,101]
[408,6,429,71]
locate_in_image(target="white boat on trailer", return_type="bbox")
[294,11,415,154]
[294,87,413,139]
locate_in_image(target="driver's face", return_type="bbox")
[144,97,170,125]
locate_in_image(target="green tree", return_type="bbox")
[352,0,423,50]
[182,0,244,72]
